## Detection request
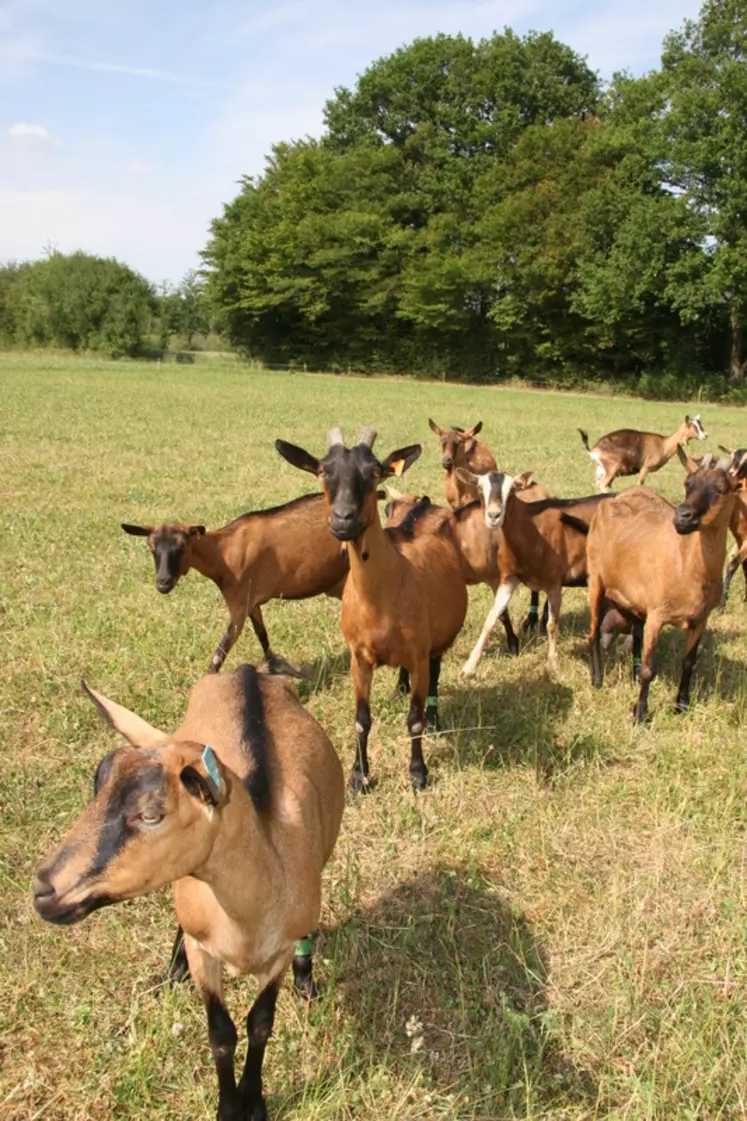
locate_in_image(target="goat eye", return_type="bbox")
[137,811,164,826]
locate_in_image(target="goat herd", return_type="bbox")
[32,412,747,1120]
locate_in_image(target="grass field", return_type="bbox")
[2,354,746,1121]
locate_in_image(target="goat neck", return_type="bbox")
[346,504,399,597]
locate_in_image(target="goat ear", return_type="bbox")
[383,481,404,500]
[465,421,483,438]
[179,763,220,808]
[82,681,165,747]
[381,444,422,478]
[275,439,320,475]
[718,445,734,456]
[189,525,206,536]
[455,466,480,486]
[676,444,699,475]
[93,750,118,796]
[121,523,152,537]
[428,418,445,437]
[514,471,535,490]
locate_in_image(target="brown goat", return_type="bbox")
[456,468,612,675]
[276,427,467,791]
[587,448,737,722]
[33,665,344,1121]
[428,419,497,507]
[383,478,551,652]
[122,493,348,675]
[719,448,747,604]
[578,414,708,491]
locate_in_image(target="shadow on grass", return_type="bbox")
[287,865,597,1118]
[430,676,602,781]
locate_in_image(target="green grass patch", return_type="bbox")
[2,354,746,1119]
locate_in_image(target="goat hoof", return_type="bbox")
[348,771,372,794]
[409,766,428,791]
[425,706,440,732]
[240,1096,267,1121]
[462,662,477,679]
[674,700,689,715]
[507,639,520,657]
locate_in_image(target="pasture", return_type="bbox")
[2,354,746,1120]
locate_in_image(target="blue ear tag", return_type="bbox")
[202,745,221,797]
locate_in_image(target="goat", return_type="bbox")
[383,483,550,654]
[276,427,467,791]
[122,493,348,675]
[719,447,747,604]
[33,664,344,1121]
[578,414,707,491]
[456,468,612,676]
[587,447,737,722]
[428,419,497,507]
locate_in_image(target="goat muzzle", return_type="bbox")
[674,505,699,535]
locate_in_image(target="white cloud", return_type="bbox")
[9,121,52,141]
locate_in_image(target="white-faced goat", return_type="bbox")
[587,447,737,722]
[276,427,468,791]
[456,468,612,676]
[428,419,497,507]
[578,414,708,491]
[122,493,348,675]
[33,664,344,1121]
[383,482,550,654]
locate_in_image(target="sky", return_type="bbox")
[0,0,704,285]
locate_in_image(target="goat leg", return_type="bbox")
[350,656,373,793]
[463,577,519,677]
[210,603,248,675]
[163,924,189,986]
[545,588,562,673]
[588,574,605,690]
[394,666,410,698]
[292,937,316,1000]
[237,976,282,1121]
[520,591,541,635]
[720,551,742,608]
[632,619,643,682]
[407,659,429,790]
[425,655,441,731]
[633,617,662,724]
[675,628,702,714]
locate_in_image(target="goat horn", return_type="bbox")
[357,426,377,448]
[328,426,344,448]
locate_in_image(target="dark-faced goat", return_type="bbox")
[122,493,348,674]
[578,414,707,491]
[428,419,497,507]
[276,427,468,791]
[456,468,611,675]
[587,448,737,722]
[33,664,344,1121]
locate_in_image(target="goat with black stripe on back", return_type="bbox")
[33,664,344,1121]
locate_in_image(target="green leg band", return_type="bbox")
[426,696,438,707]
[528,605,539,616]
[633,657,642,671]
[295,937,313,958]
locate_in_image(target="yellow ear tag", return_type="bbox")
[392,459,406,477]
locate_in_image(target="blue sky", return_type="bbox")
[1,0,703,284]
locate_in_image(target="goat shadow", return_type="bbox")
[430,675,596,780]
[277,865,597,1118]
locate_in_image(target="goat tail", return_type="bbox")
[578,428,591,452]
[560,512,591,535]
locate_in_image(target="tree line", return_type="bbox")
[203,0,747,397]
[0,252,209,357]
[2,0,746,398]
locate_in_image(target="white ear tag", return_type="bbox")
[202,745,221,799]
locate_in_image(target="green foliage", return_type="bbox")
[0,250,153,357]
[202,7,747,391]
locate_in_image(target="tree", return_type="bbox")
[660,0,747,378]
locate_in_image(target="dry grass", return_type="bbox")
[1,353,746,1120]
